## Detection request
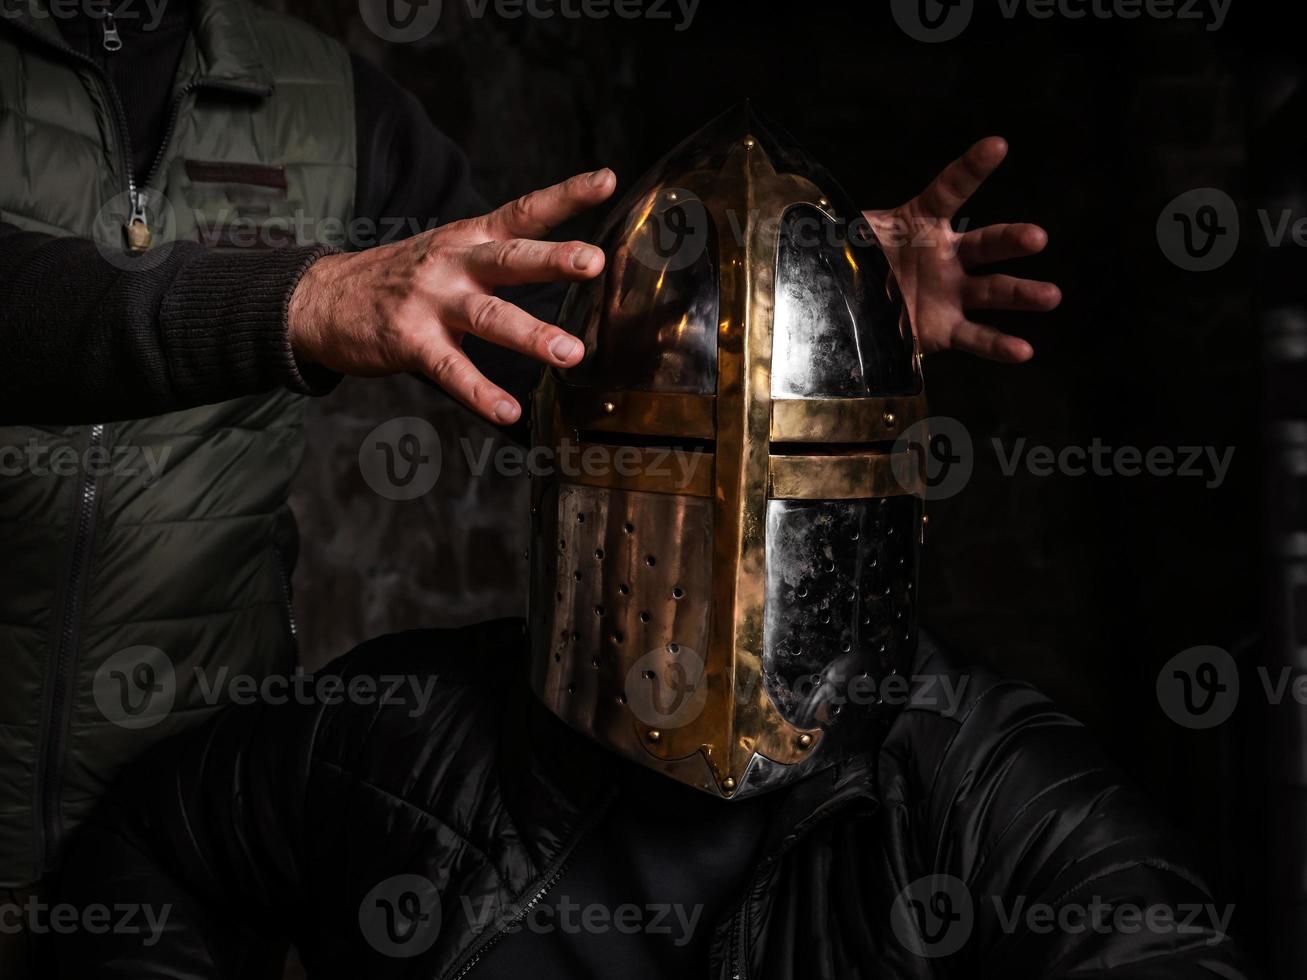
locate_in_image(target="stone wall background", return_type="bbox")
[258,0,1270,958]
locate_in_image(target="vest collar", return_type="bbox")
[190,0,273,96]
[5,0,274,97]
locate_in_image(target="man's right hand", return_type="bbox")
[288,168,617,425]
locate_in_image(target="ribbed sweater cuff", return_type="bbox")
[159,244,342,403]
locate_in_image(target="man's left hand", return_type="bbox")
[865,137,1061,363]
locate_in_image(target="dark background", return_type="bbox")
[257,0,1298,970]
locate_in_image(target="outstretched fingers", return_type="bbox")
[461,238,605,286]
[917,137,1009,221]
[472,169,618,242]
[962,273,1062,313]
[956,222,1048,268]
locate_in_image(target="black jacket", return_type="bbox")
[51,620,1252,978]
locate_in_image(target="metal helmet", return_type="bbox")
[528,105,926,800]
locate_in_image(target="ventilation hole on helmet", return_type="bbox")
[619,584,630,596]
[819,612,830,625]
[572,631,581,642]
[595,605,606,618]
[595,548,605,560]
[671,587,684,600]
[797,586,809,599]
[645,555,657,567]
[624,522,635,534]
[591,657,600,668]
[616,694,628,706]
[826,561,836,573]
[558,539,567,551]
[668,643,680,654]
[574,571,583,582]
[851,530,860,541]
[610,632,624,645]
[841,641,852,653]
[577,513,586,523]
[567,684,577,695]
[639,611,651,623]
[642,670,655,680]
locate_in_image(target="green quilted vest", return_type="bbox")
[0,0,356,886]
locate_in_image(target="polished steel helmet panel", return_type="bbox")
[529,104,927,800]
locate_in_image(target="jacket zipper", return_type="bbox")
[271,545,300,648]
[444,791,616,980]
[725,788,878,980]
[35,423,110,871]
[9,19,194,873]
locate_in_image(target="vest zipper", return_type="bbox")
[6,20,190,875]
[125,80,201,254]
[5,18,194,254]
[35,423,110,872]
[442,790,616,980]
[271,545,300,653]
[100,11,122,52]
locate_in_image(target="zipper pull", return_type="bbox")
[102,12,123,53]
[123,191,152,254]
